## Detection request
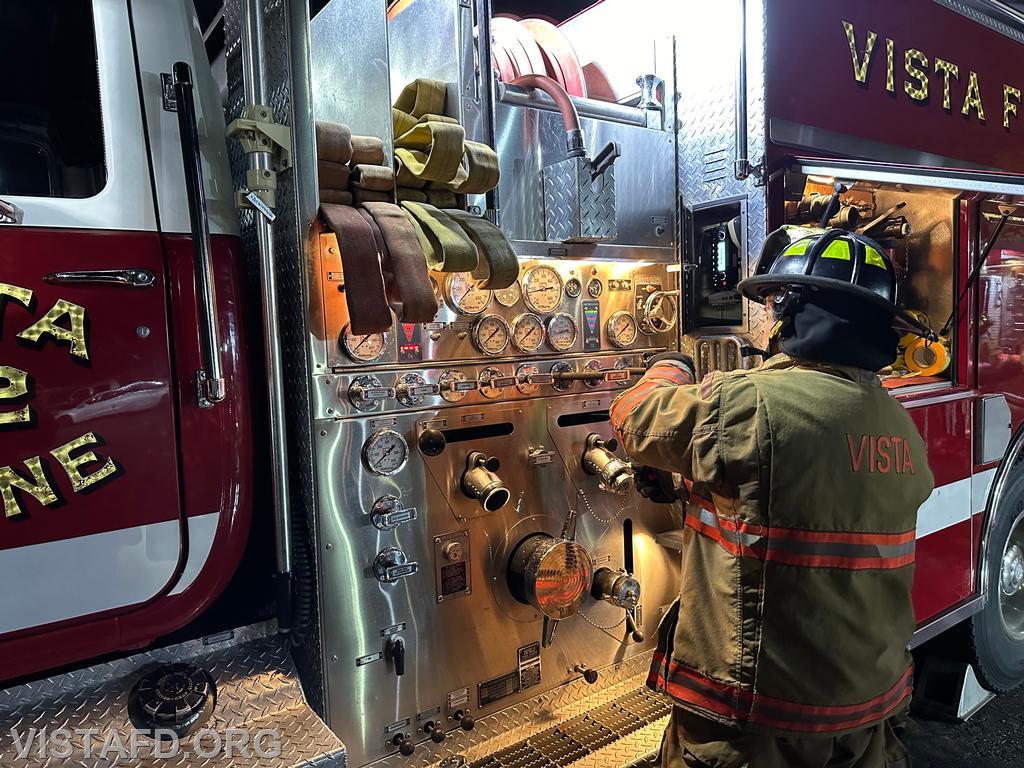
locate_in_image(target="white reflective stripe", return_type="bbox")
[916,476,972,539]
[0,513,218,635]
[171,512,221,595]
[693,507,764,547]
[972,468,998,519]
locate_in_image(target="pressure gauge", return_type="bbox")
[472,314,511,356]
[564,277,583,298]
[606,311,639,348]
[587,278,603,298]
[494,282,522,307]
[362,429,409,476]
[444,273,492,315]
[511,313,546,353]
[341,325,388,363]
[522,265,564,313]
[546,313,578,352]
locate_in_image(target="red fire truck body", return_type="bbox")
[1,0,1024,764]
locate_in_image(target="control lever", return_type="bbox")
[591,521,646,643]
[590,141,621,180]
[391,733,415,757]
[452,709,475,731]
[582,434,634,495]
[386,637,406,676]
[423,720,446,744]
[574,664,599,684]
[550,367,645,383]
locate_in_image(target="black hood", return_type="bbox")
[779,293,899,372]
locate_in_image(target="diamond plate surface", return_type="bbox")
[364,654,656,768]
[0,624,344,768]
[543,158,617,243]
[223,0,327,719]
[676,0,769,354]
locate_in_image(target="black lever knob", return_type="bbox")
[423,721,446,743]
[387,637,406,676]
[574,664,599,684]
[453,709,475,731]
[392,734,415,756]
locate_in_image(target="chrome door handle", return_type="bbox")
[44,269,157,288]
[0,198,23,225]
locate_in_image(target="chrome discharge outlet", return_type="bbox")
[582,434,634,495]
[461,452,511,512]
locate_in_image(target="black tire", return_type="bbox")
[970,471,1024,692]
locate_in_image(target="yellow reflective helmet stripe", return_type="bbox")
[783,239,812,256]
[821,240,852,260]
[865,247,887,268]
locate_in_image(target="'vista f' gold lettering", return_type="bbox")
[843,21,877,84]
[1005,85,1021,128]
[0,457,59,518]
[0,365,31,426]
[16,299,89,361]
[50,432,118,493]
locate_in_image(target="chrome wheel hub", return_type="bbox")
[1002,544,1024,596]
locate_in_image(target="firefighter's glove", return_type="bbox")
[634,465,682,504]
[646,352,696,382]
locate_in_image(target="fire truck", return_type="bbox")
[1,0,1024,765]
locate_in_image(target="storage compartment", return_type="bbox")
[783,171,959,388]
[688,201,744,328]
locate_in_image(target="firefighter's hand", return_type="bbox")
[646,352,695,381]
[634,465,681,504]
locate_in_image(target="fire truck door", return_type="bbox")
[0,0,185,639]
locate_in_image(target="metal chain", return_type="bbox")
[578,607,627,631]
[576,485,633,525]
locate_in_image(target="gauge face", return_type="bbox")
[494,282,521,307]
[478,367,507,399]
[550,361,576,392]
[606,311,639,348]
[546,313,578,352]
[522,265,564,313]
[516,364,541,395]
[472,314,511,356]
[583,359,603,388]
[444,273,492,315]
[564,277,582,298]
[511,313,546,353]
[341,325,388,363]
[587,278,603,298]
[362,429,409,476]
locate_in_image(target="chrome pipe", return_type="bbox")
[734,0,752,181]
[497,83,647,128]
[240,0,292,583]
[475,0,499,217]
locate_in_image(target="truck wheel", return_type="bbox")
[971,474,1024,692]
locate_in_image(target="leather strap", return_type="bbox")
[315,121,353,164]
[318,160,350,190]
[351,164,394,191]
[400,201,478,272]
[351,135,385,166]
[361,202,439,322]
[319,204,391,333]
[397,187,428,203]
[444,208,519,289]
[393,78,447,119]
[353,189,393,205]
[394,121,466,183]
[320,189,353,205]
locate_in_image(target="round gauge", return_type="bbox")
[341,325,388,363]
[444,273,492,316]
[522,265,564,313]
[613,357,634,387]
[362,429,409,476]
[439,369,473,403]
[583,359,603,388]
[478,367,507,399]
[472,314,511,356]
[587,278,603,298]
[564,277,583,298]
[494,282,522,307]
[516,363,541,395]
[511,313,546,353]
[606,311,639,349]
[546,313,578,352]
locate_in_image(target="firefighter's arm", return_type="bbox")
[609,354,721,479]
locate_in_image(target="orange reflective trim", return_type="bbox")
[770,527,916,547]
[663,660,753,720]
[764,550,915,571]
[609,381,661,424]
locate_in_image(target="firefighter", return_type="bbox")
[613,229,935,768]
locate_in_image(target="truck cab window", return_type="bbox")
[0,0,106,198]
[783,172,957,388]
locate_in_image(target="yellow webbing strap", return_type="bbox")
[449,141,500,194]
[444,208,519,289]
[392,107,418,138]
[400,201,479,272]
[394,121,466,183]
[418,113,460,125]
[395,158,429,189]
[393,78,447,120]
